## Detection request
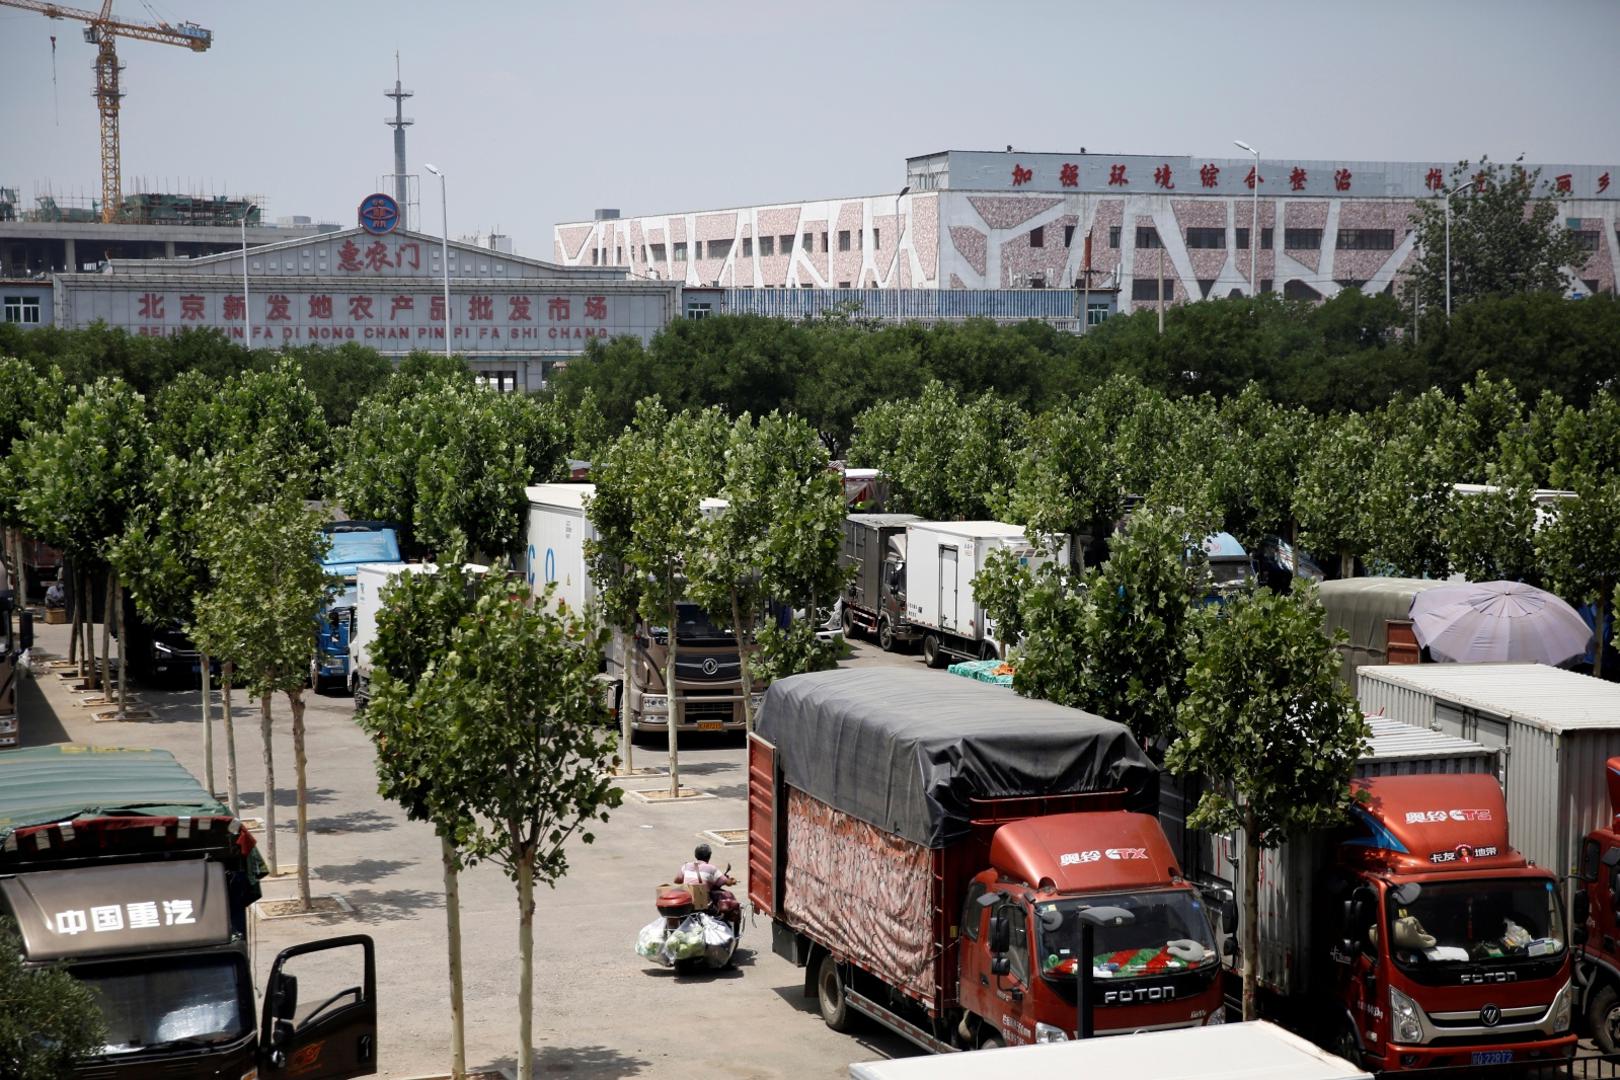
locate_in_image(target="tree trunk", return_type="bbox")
[730,588,755,732]
[201,652,215,796]
[665,604,681,799]
[100,569,113,698]
[1338,548,1354,581]
[1242,808,1261,1022]
[222,664,240,818]
[68,569,79,666]
[289,688,310,910]
[79,568,92,676]
[617,626,635,774]
[113,577,127,717]
[260,690,277,875]
[516,847,536,1080]
[1597,589,1611,681]
[442,834,467,1080]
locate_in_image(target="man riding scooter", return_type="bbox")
[638,843,744,970]
[677,843,736,891]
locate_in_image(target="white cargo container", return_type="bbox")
[349,561,485,708]
[903,521,1067,668]
[1164,718,1500,999]
[847,1020,1371,1079]
[1357,662,1620,881]
[524,483,598,613]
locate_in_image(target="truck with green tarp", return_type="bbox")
[0,744,378,1079]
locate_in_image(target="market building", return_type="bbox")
[553,150,1620,313]
[50,213,679,390]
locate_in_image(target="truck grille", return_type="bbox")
[676,654,740,682]
[683,699,735,722]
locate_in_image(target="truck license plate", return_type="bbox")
[696,721,725,731]
[1471,1051,1513,1066]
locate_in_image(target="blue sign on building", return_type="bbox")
[358,192,401,235]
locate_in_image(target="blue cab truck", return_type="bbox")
[313,522,403,694]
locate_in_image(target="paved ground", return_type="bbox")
[18,619,937,1079]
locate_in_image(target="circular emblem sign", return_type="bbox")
[358,192,401,235]
[1479,1003,1501,1027]
[701,658,719,676]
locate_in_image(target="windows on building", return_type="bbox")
[685,301,712,319]
[474,370,518,393]
[3,295,41,324]
[1234,228,1275,250]
[708,239,731,260]
[1572,229,1602,252]
[1135,226,1163,249]
[779,234,792,253]
[1087,303,1110,326]
[1064,224,1076,248]
[673,242,688,261]
[759,236,774,257]
[1335,229,1395,250]
[1284,228,1323,250]
[1131,278,1175,301]
[1109,226,1121,248]
[838,230,852,252]
[872,227,880,249]
[822,232,829,252]
[1185,227,1225,249]
[742,237,753,257]
[1029,226,1044,249]
[650,243,667,263]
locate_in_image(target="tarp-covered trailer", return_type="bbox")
[1317,578,1449,686]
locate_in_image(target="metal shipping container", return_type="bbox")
[1165,718,1499,998]
[1357,663,1620,881]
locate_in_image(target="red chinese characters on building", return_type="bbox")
[1011,164,1033,187]
[390,295,414,319]
[266,294,291,321]
[509,295,533,321]
[1333,169,1352,192]
[430,296,446,322]
[138,292,164,319]
[1474,170,1490,192]
[1199,163,1220,188]
[364,241,393,271]
[1153,165,1174,190]
[1425,168,1444,191]
[223,295,245,320]
[1108,164,1129,186]
[397,242,421,270]
[584,295,607,321]
[337,240,363,272]
[179,294,206,320]
[308,294,333,319]
[348,296,374,320]
[1059,162,1079,188]
[468,295,494,321]
[1554,173,1573,194]
[1601,172,1612,194]
[1289,167,1307,191]
[547,297,571,321]
[1244,167,1263,190]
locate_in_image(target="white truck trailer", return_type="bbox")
[348,561,484,709]
[903,521,1066,668]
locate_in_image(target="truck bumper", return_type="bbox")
[1375,1032,1575,1071]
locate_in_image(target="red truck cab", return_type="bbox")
[1575,756,1620,1052]
[958,811,1225,1045]
[1331,773,1574,1072]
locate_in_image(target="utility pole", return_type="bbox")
[1157,243,1165,334]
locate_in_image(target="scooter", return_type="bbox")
[654,865,743,971]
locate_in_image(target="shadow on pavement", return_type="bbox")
[236,786,339,809]
[341,886,446,924]
[305,808,396,834]
[17,673,71,746]
[312,857,414,885]
[487,1044,653,1077]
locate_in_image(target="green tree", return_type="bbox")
[1166,585,1369,1020]
[358,555,479,1079]
[0,917,107,1079]
[1539,476,1620,678]
[404,576,621,1080]
[1001,401,1123,555]
[1405,157,1589,319]
[1296,412,1378,578]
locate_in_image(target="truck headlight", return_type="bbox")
[1204,1007,1226,1025]
[750,693,765,711]
[642,695,667,711]
[1389,985,1424,1044]
[1550,979,1574,1033]
[152,640,174,655]
[1033,1021,1068,1043]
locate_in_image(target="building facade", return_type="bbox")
[554,150,1620,312]
[51,226,678,389]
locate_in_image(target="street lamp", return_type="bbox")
[424,163,452,359]
[239,204,255,347]
[1439,178,1473,320]
[1234,140,1260,297]
[1073,905,1135,1039]
[893,185,909,321]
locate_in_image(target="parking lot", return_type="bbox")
[19,620,929,1079]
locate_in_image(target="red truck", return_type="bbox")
[1168,720,1575,1073]
[1575,756,1620,1052]
[748,668,1228,1052]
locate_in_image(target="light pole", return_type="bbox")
[424,163,452,359]
[240,204,255,347]
[1074,906,1135,1039]
[1440,178,1472,320]
[892,185,909,321]
[1234,140,1260,297]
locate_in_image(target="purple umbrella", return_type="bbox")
[1409,580,1593,667]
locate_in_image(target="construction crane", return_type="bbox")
[0,1,211,223]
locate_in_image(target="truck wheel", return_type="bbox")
[922,634,947,669]
[1331,1019,1363,1069]
[841,605,858,640]
[979,1034,1002,1050]
[1590,984,1620,1053]
[877,617,896,652]
[817,954,856,1033]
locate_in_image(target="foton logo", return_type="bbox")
[1104,986,1176,1004]
[1461,971,1518,984]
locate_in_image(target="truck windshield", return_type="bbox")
[1035,891,1219,982]
[72,954,253,1055]
[651,603,736,646]
[1384,878,1565,970]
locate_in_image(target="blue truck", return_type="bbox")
[313,522,404,694]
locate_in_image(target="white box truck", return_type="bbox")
[524,483,760,733]
[349,561,484,709]
[903,521,1067,668]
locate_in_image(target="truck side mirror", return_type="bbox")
[1221,937,1237,958]
[1220,897,1238,936]
[988,911,1010,956]
[18,610,32,650]
[268,972,298,1044]
[1575,890,1592,927]
[1580,838,1602,884]
[990,955,1010,977]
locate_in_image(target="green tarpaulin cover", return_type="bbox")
[947,658,1014,686]
[0,745,228,843]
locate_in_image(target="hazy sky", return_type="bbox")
[4,0,1617,256]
